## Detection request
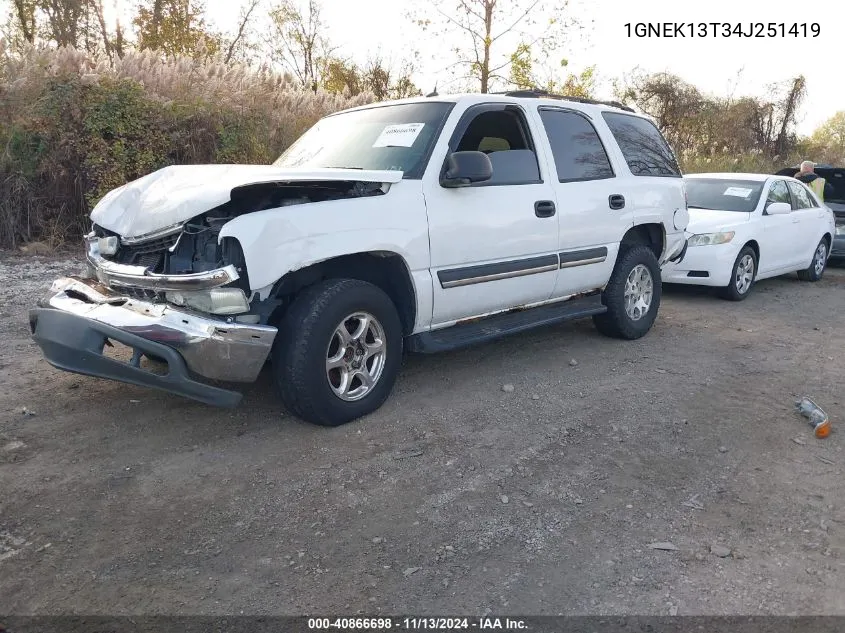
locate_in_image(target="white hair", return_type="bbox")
[800,160,815,171]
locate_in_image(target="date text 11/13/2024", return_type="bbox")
[307,617,528,630]
[624,22,820,38]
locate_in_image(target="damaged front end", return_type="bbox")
[29,171,395,406]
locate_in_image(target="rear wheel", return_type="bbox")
[797,239,828,282]
[719,246,757,301]
[593,245,661,340]
[272,279,403,426]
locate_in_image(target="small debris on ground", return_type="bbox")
[393,449,424,460]
[569,359,578,367]
[500,495,509,504]
[648,542,678,551]
[18,407,36,417]
[718,446,728,453]
[792,437,806,446]
[501,384,515,393]
[403,567,420,577]
[710,544,731,558]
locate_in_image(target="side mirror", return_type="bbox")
[765,201,791,215]
[440,151,493,188]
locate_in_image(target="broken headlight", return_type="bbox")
[165,288,250,315]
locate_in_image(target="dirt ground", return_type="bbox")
[1,253,844,616]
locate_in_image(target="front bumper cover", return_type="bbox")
[29,277,277,407]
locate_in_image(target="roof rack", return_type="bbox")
[496,89,636,113]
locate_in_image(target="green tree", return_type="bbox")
[413,0,577,93]
[508,45,594,98]
[134,0,222,60]
[810,111,845,163]
[267,0,333,91]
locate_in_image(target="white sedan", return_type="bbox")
[663,173,837,300]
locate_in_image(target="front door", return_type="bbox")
[759,179,797,273]
[423,103,560,326]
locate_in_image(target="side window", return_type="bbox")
[766,180,791,207]
[538,108,614,182]
[601,112,681,177]
[451,107,540,185]
[788,181,815,209]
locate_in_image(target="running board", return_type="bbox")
[406,294,607,354]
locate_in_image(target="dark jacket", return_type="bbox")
[797,173,836,200]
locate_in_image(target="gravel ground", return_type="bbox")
[1,253,844,616]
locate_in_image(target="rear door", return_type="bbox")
[787,180,826,263]
[532,106,628,296]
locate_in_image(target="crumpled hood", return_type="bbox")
[687,208,751,233]
[90,164,404,238]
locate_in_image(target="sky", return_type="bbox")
[203,0,842,136]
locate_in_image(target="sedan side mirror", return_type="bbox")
[765,201,791,215]
[440,151,493,188]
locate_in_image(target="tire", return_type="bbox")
[797,239,828,282]
[593,244,661,340]
[719,246,757,301]
[271,279,403,426]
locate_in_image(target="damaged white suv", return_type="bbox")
[30,91,689,426]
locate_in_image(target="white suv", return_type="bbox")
[30,90,689,426]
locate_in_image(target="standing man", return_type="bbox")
[795,160,834,202]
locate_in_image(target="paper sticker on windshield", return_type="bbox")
[372,123,425,148]
[723,186,754,198]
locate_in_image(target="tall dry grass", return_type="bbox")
[0,43,373,248]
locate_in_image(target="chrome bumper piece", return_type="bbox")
[29,277,278,407]
[86,233,239,292]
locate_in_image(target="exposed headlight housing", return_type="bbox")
[688,231,736,247]
[97,235,119,256]
[166,288,250,315]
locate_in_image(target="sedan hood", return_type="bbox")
[90,164,404,239]
[687,208,751,233]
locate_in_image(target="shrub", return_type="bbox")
[0,44,373,248]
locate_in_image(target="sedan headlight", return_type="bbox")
[836,224,845,235]
[687,231,736,247]
[166,288,250,315]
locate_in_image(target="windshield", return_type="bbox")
[273,102,454,178]
[684,178,764,212]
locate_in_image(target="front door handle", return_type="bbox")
[609,194,625,210]
[535,200,556,218]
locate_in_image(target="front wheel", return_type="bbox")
[593,245,662,340]
[797,239,828,282]
[719,246,757,301]
[271,279,403,426]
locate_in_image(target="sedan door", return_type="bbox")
[787,180,827,264]
[758,179,798,273]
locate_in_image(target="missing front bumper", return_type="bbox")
[30,277,278,407]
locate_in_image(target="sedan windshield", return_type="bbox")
[684,178,765,212]
[273,102,454,178]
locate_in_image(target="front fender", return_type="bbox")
[218,184,430,291]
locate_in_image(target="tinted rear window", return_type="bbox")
[538,108,614,182]
[602,112,681,177]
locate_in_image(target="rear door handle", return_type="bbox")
[609,194,625,210]
[535,200,556,218]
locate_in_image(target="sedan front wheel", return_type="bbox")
[719,246,757,301]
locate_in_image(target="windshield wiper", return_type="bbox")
[687,205,714,210]
[326,166,364,170]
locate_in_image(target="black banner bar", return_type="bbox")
[2,617,845,633]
